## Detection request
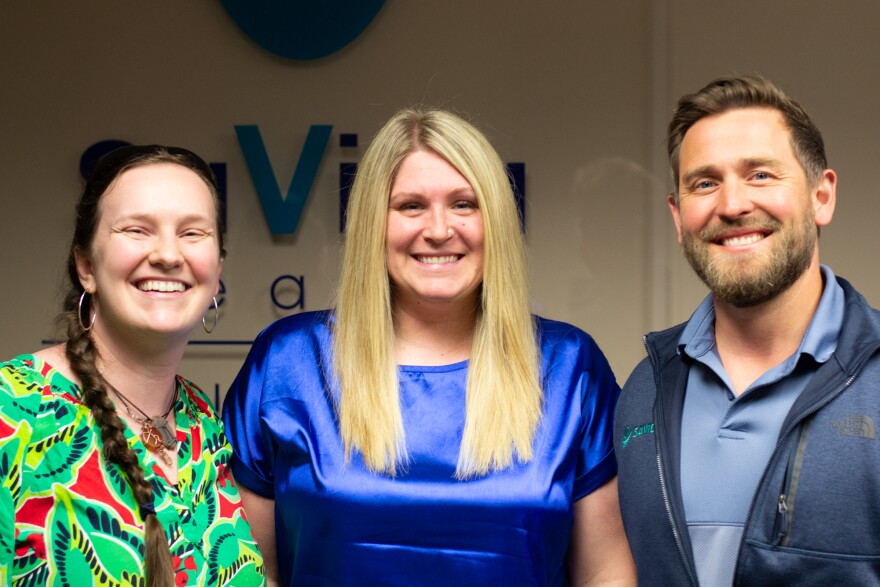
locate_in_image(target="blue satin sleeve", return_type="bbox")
[537,319,619,500]
[222,311,335,499]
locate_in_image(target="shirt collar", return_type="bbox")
[679,264,844,364]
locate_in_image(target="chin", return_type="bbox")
[139,319,199,337]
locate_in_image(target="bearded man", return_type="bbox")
[614,74,880,586]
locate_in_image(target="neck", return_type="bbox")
[713,257,825,394]
[392,296,479,366]
[90,325,185,413]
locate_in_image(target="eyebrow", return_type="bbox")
[680,165,718,188]
[388,187,476,201]
[741,157,784,171]
[114,212,214,225]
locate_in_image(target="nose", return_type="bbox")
[423,207,453,241]
[149,233,184,268]
[716,181,755,219]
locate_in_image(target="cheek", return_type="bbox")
[677,203,712,233]
[385,256,402,289]
[92,243,139,277]
[456,214,484,244]
[385,218,420,253]
[190,249,223,281]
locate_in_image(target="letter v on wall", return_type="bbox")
[235,124,333,234]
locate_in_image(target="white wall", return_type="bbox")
[3,1,879,403]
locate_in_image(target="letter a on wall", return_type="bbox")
[235,125,333,235]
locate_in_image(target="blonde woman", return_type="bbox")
[223,109,635,586]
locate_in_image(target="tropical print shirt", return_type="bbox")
[0,355,265,586]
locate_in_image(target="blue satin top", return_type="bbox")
[223,311,619,586]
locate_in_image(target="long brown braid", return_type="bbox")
[59,145,225,587]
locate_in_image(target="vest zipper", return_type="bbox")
[775,493,788,544]
[647,335,698,587]
[773,420,812,546]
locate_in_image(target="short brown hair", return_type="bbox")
[668,74,827,200]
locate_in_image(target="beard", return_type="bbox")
[680,212,817,308]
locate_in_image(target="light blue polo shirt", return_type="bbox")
[678,265,844,587]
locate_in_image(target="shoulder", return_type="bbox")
[619,357,655,403]
[535,315,609,370]
[1,354,41,381]
[1,354,79,403]
[227,310,335,406]
[252,309,334,350]
[177,376,219,419]
[838,276,880,331]
[240,310,334,372]
[831,277,880,373]
[619,320,686,401]
[535,316,599,350]
[1,355,84,449]
[1,355,42,409]
[533,317,620,403]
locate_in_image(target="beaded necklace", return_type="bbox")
[108,382,179,466]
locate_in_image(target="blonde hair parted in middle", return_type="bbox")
[333,108,542,479]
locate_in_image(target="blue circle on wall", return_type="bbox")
[219,0,386,60]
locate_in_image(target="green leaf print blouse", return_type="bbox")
[0,355,265,586]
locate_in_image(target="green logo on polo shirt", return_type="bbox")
[622,422,655,447]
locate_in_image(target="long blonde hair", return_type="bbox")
[333,108,541,478]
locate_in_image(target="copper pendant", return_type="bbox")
[140,422,164,452]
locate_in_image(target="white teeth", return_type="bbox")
[138,280,185,292]
[418,255,458,264]
[721,234,764,246]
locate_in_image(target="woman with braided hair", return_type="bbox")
[0,145,264,586]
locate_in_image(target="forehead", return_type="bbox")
[679,107,797,171]
[100,163,215,218]
[392,149,471,191]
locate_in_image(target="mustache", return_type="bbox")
[697,216,782,241]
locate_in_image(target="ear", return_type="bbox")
[214,259,223,297]
[667,193,683,244]
[73,247,97,293]
[812,169,836,227]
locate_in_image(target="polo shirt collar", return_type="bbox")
[678,264,844,366]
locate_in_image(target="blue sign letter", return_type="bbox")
[235,124,333,235]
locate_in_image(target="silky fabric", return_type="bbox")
[223,311,619,587]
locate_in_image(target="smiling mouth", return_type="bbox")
[416,255,461,264]
[136,280,187,293]
[718,233,766,247]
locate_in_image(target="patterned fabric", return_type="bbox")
[0,355,264,586]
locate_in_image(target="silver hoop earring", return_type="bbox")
[77,291,96,331]
[202,296,219,334]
